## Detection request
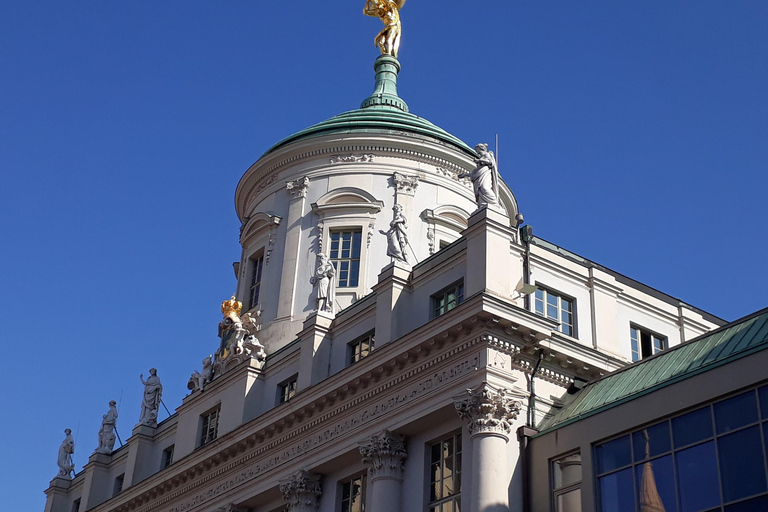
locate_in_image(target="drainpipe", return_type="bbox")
[527,349,544,428]
[520,223,533,310]
[517,425,538,512]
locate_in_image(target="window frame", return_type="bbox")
[161,444,174,469]
[550,452,582,512]
[248,251,265,311]
[629,324,667,362]
[533,286,576,338]
[199,406,221,447]
[431,280,465,319]
[348,331,375,366]
[277,375,298,405]
[329,228,363,289]
[339,472,367,512]
[426,431,462,512]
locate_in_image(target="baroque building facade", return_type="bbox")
[46,26,760,512]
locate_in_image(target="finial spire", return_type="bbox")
[361,55,409,112]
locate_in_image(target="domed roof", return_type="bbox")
[264,56,475,158]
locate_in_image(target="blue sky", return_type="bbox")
[1,1,766,509]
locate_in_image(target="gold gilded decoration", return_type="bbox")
[363,0,405,58]
[221,295,242,319]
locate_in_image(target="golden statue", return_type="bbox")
[363,0,405,59]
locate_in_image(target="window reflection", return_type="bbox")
[714,390,758,434]
[599,468,634,512]
[718,426,767,502]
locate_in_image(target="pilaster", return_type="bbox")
[43,477,72,512]
[80,452,112,510]
[276,176,310,323]
[279,470,323,512]
[372,261,412,346]
[297,311,334,389]
[122,424,156,488]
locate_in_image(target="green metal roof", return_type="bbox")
[264,55,475,158]
[537,307,768,434]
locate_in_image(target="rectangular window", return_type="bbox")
[249,254,264,310]
[552,454,581,512]
[534,288,575,337]
[200,408,220,447]
[595,386,768,512]
[162,445,174,468]
[431,280,464,318]
[330,229,362,287]
[278,375,298,404]
[348,331,375,366]
[71,498,81,512]
[341,474,367,512]
[630,325,666,362]
[113,474,124,496]
[428,433,462,512]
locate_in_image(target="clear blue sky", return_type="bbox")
[1,2,766,509]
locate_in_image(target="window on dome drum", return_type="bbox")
[199,407,220,447]
[596,385,768,512]
[162,445,174,469]
[630,325,666,362]
[340,473,367,512]
[248,253,264,310]
[428,432,462,512]
[113,474,124,496]
[551,453,581,512]
[439,240,450,250]
[330,229,362,288]
[534,288,575,337]
[348,331,375,366]
[278,375,298,404]
[432,280,464,319]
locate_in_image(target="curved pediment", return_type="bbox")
[312,187,384,215]
[421,205,471,231]
[240,212,281,246]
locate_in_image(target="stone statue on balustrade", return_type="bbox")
[56,428,75,478]
[138,368,163,427]
[379,203,409,263]
[459,143,500,209]
[212,296,267,377]
[310,253,336,314]
[188,355,213,392]
[95,400,119,455]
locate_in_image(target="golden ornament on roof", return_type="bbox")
[363,0,405,59]
[221,295,242,318]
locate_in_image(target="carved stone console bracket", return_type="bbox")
[453,382,523,440]
[279,470,323,511]
[286,176,310,198]
[359,429,408,481]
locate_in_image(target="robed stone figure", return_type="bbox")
[138,368,163,427]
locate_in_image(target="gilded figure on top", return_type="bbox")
[363,0,405,58]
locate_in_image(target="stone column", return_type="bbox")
[359,430,407,512]
[279,470,322,512]
[454,383,523,512]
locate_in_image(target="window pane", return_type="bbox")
[759,385,768,419]
[633,422,671,462]
[715,390,758,434]
[672,407,713,447]
[724,494,768,512]
[718,426,767,503]
[676,441,720,512]
[598,467,634,512]
[547,303,559,320]
[596,435,632,474]
[352,232,361,258]
[634,455,677,512]
[555,488,581,512]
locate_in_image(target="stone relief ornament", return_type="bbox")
[363,0,404,58]
[138,368,163,427]
[310,254,336,315]
[56,428,75,478]
[315,221,325,252]
[392,172,419,195]
[279,470,323,511]
[213,296,267,376]
[359,429,408,480]
[286,176,310,198]
[95,401,118,455]
[367,220,376,249]
[458,143,500,209]
[328,154,375,163]
[187,355,213,392]
[379,204,408,263]
[454,382,523,438]
[426,225,436,255]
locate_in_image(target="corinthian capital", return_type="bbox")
[286,176,310,198]
[279,470,322,511]
[454,382,523,440]
[359,429,408,480]
[392,172,419,196]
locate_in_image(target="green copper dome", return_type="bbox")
[265,56,475,158]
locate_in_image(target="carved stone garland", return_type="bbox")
[359,430,408,480]
[279,470,323,512]
[454,382,522,439]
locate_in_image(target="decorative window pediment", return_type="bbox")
[240,212,281,247]
[421,206,470,254]
[312,187,384,216]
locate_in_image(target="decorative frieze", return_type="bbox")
[329,154,375,163]
[454,382,523,439]
[279,470,322,511]
[359,430,407,480]
[286,176,310,198]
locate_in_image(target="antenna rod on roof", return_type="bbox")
[495,133,499,169]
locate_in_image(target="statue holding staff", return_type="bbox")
[56,429,75,478]
[379,204,408,263]
[363,0,405,58]
[95,401,119,455]
[138,368,163,427]
[459,143,500,208]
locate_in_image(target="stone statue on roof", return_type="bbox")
[363,0,405,58]
[56,429,75,478]
[95,401,118,455]
[460,143,500,209]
